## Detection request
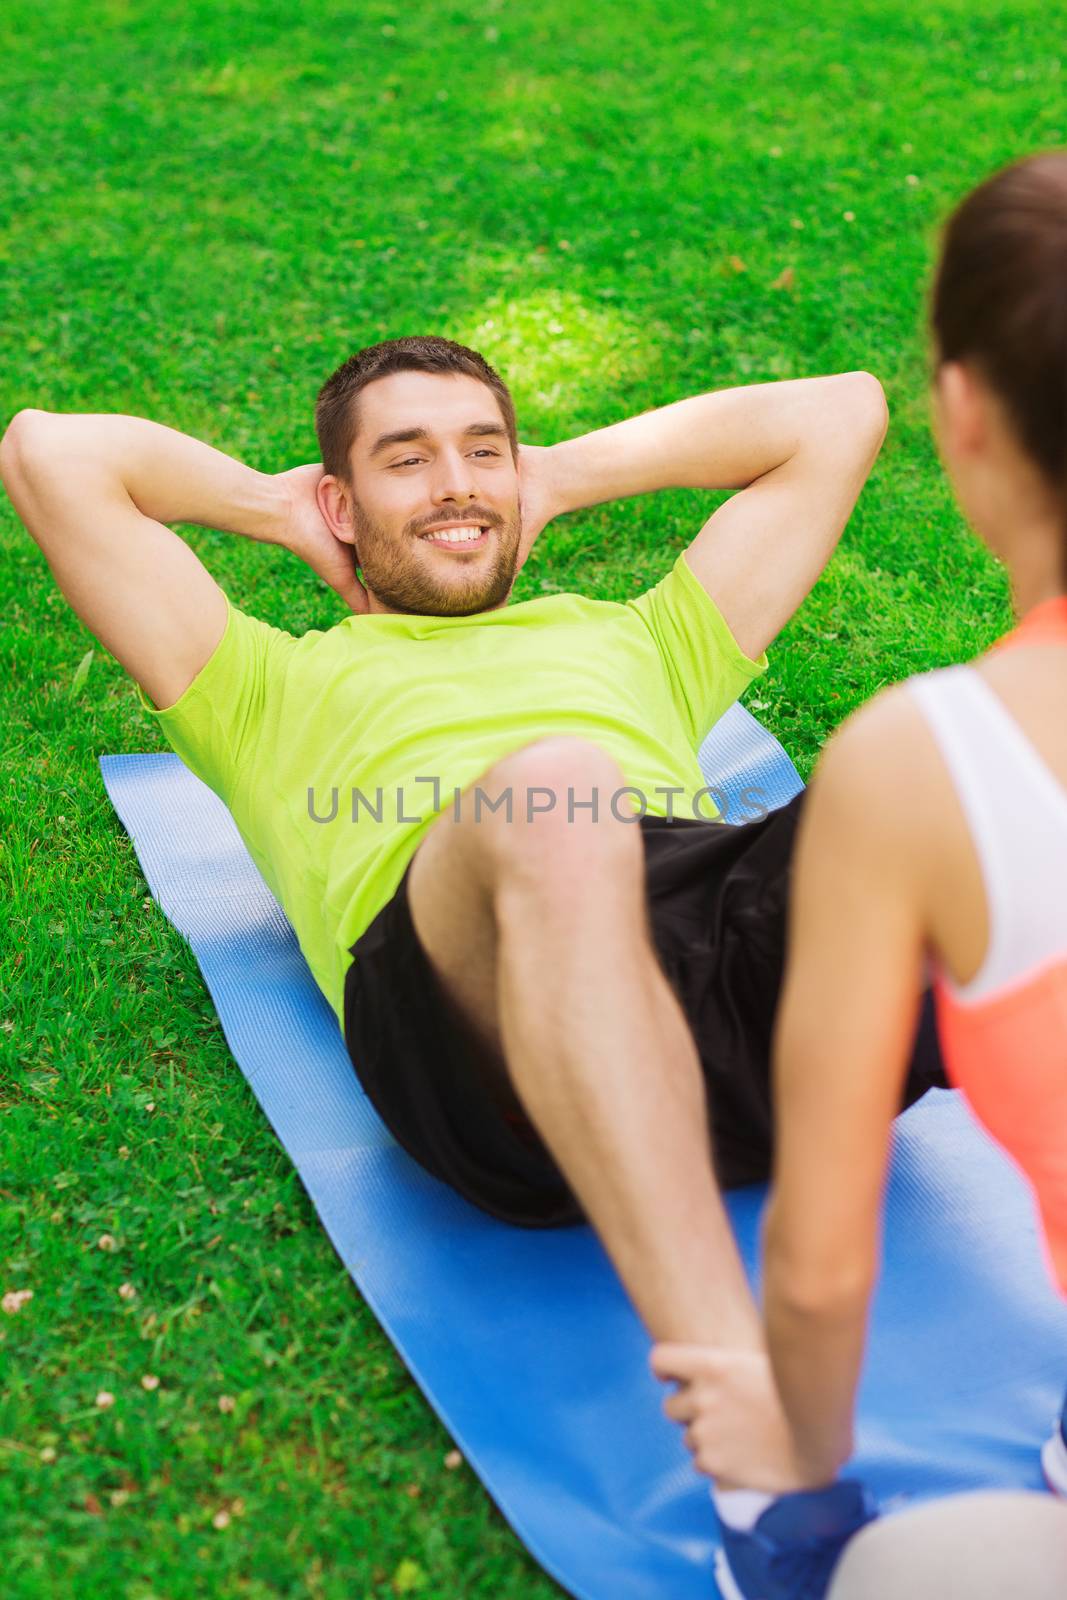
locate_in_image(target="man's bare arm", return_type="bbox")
[0,413,365,711]
[538,374,888,659]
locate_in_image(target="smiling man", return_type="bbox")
[314,353,526,616]
[1,335,944,1489]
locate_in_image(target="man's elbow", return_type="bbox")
[836,370,889,446]
[0,408,52,489]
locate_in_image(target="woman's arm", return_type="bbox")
[651,688,938,1489]
[763,691,931,1484]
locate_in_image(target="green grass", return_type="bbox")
[0,1,1061,1593]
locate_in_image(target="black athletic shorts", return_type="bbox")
[341,790,947,1229]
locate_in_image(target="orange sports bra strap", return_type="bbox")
[994,594,1067,652]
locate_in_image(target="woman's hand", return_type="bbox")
[274,462,371,615]
[650,1344,812,1494]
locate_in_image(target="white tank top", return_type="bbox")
[904,665,1067,1003]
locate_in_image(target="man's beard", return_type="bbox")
[350,498,523,617]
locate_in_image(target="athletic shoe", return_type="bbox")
[1041,1387,1067,1497]
[714,1479,878,1600]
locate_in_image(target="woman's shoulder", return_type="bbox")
[809,675,960,859]
[817,676,943,784]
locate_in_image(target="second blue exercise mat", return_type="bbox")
[99,702,1067,1600]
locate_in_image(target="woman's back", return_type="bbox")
[905,598,1067,1290]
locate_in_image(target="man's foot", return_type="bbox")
[714,1480,877,1600]
[1041,1388,1067,1497]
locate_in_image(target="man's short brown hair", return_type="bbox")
[315,335,518,481]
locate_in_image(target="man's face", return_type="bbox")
[332,370,523,617]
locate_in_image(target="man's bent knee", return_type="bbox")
[483,736,640,826]
[474,737,644,884]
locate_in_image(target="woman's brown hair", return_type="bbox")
[931,151,1067,536]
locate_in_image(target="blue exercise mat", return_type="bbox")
[99,702,1067,1600]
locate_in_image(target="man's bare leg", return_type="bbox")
[407,735,761,1350]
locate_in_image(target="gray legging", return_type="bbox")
[827,1492,1067,1599]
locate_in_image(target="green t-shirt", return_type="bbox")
[135,549,768,1028]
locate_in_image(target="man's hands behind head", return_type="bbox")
[515,443,560,575]
[275,462,371,615]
